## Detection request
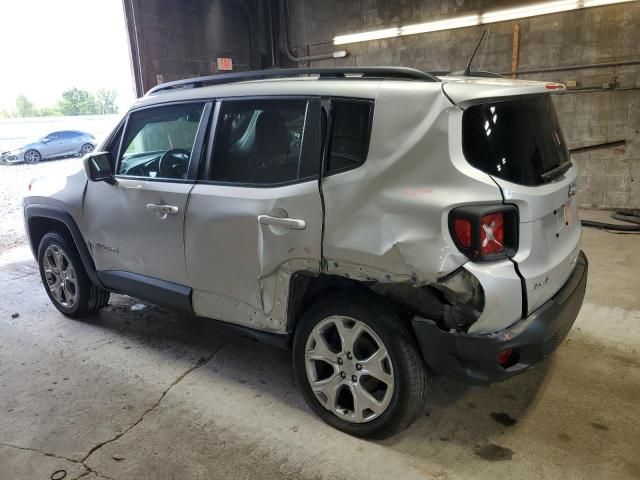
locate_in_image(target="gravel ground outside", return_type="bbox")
[0,157,84,253]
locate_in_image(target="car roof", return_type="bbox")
[131,69,560,110]
[133,77,391,109]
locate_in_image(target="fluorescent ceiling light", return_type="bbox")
[400,15,481,36]
[481,0,577,24]
[582,0,635,6]
[334,28,399,45]
[333,15,481,45]
[333,0,639,45]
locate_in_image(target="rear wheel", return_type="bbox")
[24,149,41,164]
[293,292,428,438]
[37,232,109,318]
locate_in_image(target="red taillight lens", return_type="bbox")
[449,205,517,261]
[453,219,472,248]
[480,212,504,256]
[498,348,513,366]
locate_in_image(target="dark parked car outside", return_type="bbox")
[1,130,96,164]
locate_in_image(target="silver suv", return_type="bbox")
[23,67,588,438]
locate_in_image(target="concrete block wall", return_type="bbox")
[283,0,640,208]
[125,0,269,95]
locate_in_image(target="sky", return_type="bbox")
[0,0,136,112]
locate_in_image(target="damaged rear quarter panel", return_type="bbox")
[322,82,503,285]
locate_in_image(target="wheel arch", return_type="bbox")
[286,272,428,335]
[25,204,103,288]
[286,272,367,333]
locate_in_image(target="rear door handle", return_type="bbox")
[146,204,179,215]
[258,215,306,230]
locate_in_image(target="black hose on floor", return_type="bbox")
[612,209,640,225]
[581,209,640,232]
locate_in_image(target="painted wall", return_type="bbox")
[123,0,271,94]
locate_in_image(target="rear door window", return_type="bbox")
[462,95,570,186]
[326,100,373,174]
[211,99,319,185]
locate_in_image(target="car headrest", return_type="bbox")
[255,110,290,156]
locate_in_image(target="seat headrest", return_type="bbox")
[254,110,290,156]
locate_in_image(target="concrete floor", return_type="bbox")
[0,211,639,480]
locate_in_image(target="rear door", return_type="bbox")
[461,94,581,314]
[61,131,83,155]
[185,98,323,331]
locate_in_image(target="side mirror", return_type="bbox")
[41,137,50,143]
[83,152,116,184]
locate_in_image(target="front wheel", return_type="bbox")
[293,292,428,438]
[37,232,110,318]
[24,149,41,164]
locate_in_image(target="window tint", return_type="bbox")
[211,99,309,185]
[118,103,204,179]
[462,95,570,186]
[327,100,372,173]
[45,132,61,141]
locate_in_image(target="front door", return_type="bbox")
[185,98,323,332]
[41,132,65,157]
[84,101,209,287]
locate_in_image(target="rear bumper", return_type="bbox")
[412,250,588,385]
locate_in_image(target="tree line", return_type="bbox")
[0,88,119,118]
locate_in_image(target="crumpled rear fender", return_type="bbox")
[321,83,503,285]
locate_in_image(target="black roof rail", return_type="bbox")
[147,67,439,95]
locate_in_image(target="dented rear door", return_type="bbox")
[185,98,323,332]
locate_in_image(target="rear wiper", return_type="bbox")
[541,161,572,181]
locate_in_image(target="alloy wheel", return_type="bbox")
[304,315,395,423]
[42,245,78,309]
[24,150,40,164]
[81,144,94,155]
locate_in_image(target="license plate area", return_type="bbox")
[556,199,576,233]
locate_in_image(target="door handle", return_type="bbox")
[258,215,306,230]
[146,204,179,215]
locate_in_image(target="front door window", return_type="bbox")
[118,103,205,179]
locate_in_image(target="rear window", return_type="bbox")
[462,95,570,186]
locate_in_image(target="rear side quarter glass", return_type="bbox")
[326,99,373,174]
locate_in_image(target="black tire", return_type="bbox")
[80,143,94,156]
[24,149,41,164]
[37,232,110,318]
[293,291,428,438]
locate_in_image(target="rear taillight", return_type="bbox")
[449,205,518,261]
